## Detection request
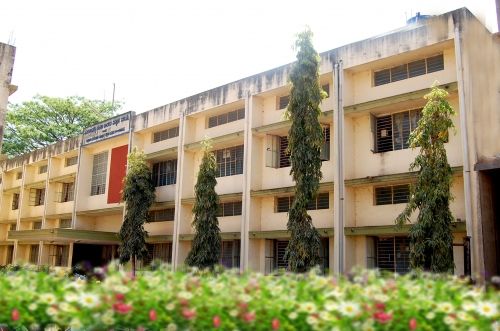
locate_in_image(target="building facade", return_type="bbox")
[0,8,499,278]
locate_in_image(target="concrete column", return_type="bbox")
[172,111,186,269]
[0,43,16,155]
[240,93,253,271]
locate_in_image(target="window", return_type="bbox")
[29,188,45,206]
[217,201,242,217]
[33,221,42,230]
[322,84,330,98]
[153,126,179,143]
[39,165,48,174]
[91,152,108,196]
[267,126,330,168]
[220,240,240,268]
[276,193,330,213]
[373,54,444,86]
[142,243,172,265]
[9,223,16,231]
[12,193,19,210]
[373,236,410,274]
[150,208,175,222]
[152,160,177,187]
[49,245,69,267]
[60,182,74,202]
[65,156,78,167]
[215,145,244,177]
[6,246,14,265]
[59,219,72,228]
[375,185,410,205]
[278,95,290,110]
[208,109,245,128]
[16,172,22,180]
[372,109,421,153]
[29,245,39,264]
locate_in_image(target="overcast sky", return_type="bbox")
[1,0,497,114]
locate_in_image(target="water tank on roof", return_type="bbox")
[407,12,431,24]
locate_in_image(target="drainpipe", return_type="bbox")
[240,92,252,272]
[333,61,345,274]
[454,25,474,272]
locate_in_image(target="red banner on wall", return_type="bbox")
[107,144,129,204]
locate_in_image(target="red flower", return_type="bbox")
[182,308,196,320]
[115,293,125,301]
[149,309,157,321]
[113,302,133,314]
[11,309,19,321]
[179,298,189,306]
[243,312,255,323]
[213,315,221,328]
[373,311,392,324]
[375,302,385,311]
[136,327,145,331]
[409,318,417,330]
[272,318,280,330]
[238,302,248,311]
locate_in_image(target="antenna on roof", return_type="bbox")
[8,30,16,45]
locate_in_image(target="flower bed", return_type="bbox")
[0,264,498,330]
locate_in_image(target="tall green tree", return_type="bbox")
[396,84,455,273]
[119,149,156,276]
[3,95,119,156]
[186,139,221,269]
[284,29,326,272]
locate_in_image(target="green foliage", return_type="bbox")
[186,139,221,269]
[119,149,156,270]
[3,95,119,156]
[1,265,498,330]
[284,28,325,272]
[396,83,456,273]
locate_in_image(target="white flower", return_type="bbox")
[339,302,360,317]
[79,293,100,308]
[324,301,338,312]
[28,303,38,311]
[46,306,58,317]
[240,294,252,303]
[178,291,193,300]
[326,287,343,298]
[59,302,74,313]
[373,294,389,302]
[476,301,497,317]
[425,311,435,319]
[29,323,40,331]
[438,302,454,314]
[493,321,500,331]
[462,301,475,311]
[457,311,470,321]
[64,292,79,302]
[113,285,130,294]
[300,302,317,314]
[69,318,82,329]
[101,311,115,326]
[288,311,298,320]
[166,323,178,331]
[44,324,60,331]
[443,315,455,325]
[306,315,318,325]
[229,309,238,317]
[39,293,57,305]
[361,320,375,331]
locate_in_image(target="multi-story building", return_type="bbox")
[0,8,499,278]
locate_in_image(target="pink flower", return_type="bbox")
[136,327,145,331]
[149,309,157,321]
[409,318,417,330]
[374,302,385,311]
[373,311,392,324]
[113,302,133,314]
[243,311,256,323]
[213,315,221,328]
[182,308,196,320]
[115,293,125,301]
[11,309,20,321]
[272,318,280,330]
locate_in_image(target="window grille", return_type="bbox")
[39,165,48,174]
[322,84,330,98]
[375,185,410,205]
[216,201,242,217]
[90,151,108,196]
[16,172,22,180]
[220,240,240,268]
[152,159,177,187]
[152,126,179,143]
[142,243,172,265]
[29,245,39,264]
[321,126,331,161]
[374,54,444,86]
[29,188,45,206]
[150,208,175,222]
[276,193,330,213]
[65,156,78,167]
[208,109,245,128]
[373,109,422,153]
[215,145,244,177]
[375,236,410,274]
[12,193,19,210]
[50,245,69,267]
[59,219,72,228]
[278,95,290,109]
[59,182,74,202]
[33,221,42,230]
[6,246,13,265]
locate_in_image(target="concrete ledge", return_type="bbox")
[345,221,466,236]
[184,131,244,151]
[251,182,333,198]
[145,147,177,160]
[8,229,120,243]
[181,192,243,205]
[76,206,123,216]
[49,173,76,183]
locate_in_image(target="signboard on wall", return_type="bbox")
[82,112,133,146]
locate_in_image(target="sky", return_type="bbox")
[1,0,497,115]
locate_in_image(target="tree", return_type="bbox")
[396,83,455,273]
[119,149,156,276]
[186,139,221,269]
[3,95,119,156]
[284,29,326,272]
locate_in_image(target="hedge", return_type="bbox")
[0,263,498,330]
